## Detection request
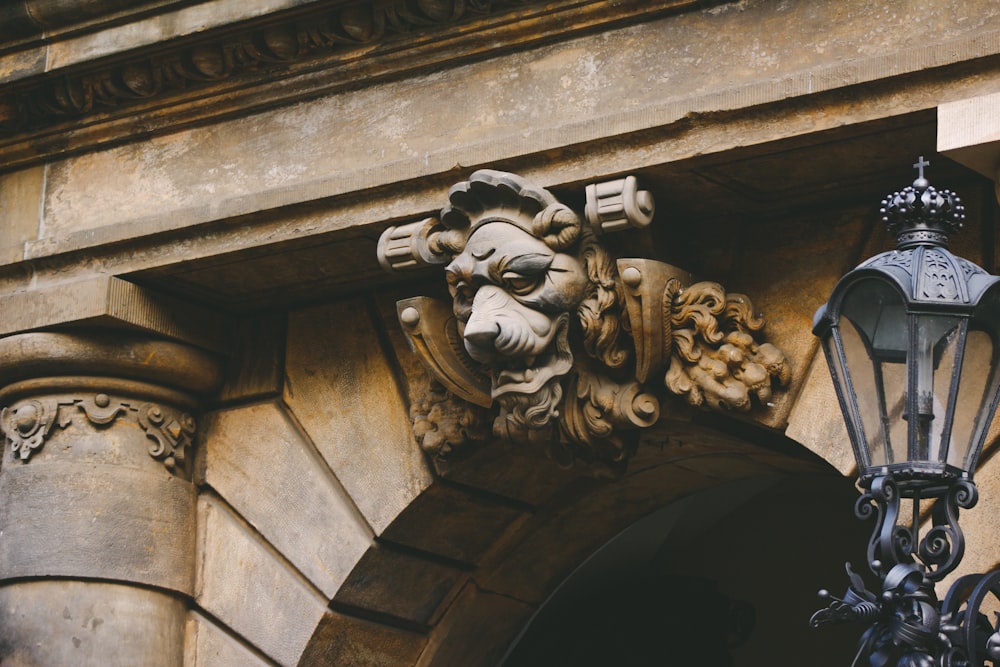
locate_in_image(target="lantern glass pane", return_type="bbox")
[838,279,908,468]
[911,315,962,464]
[822,331,869,469]
[948,328,993,471]
[953,289,1000,475]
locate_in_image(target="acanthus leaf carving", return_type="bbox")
[378,170,792,470]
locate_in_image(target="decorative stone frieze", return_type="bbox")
[378,170,791,467]
[0,0,704,141]
[1,393,196,470]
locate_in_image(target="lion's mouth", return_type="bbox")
[491,315,572,398]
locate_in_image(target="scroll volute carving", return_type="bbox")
[378,170,791,468]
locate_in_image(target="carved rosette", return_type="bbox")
[377,171,791,469]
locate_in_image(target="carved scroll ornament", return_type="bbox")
[378,170,791,468]
[1,393,196,471]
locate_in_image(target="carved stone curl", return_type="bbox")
[378,170,791,468]
[1,392,197,472]
[1,399,64,461]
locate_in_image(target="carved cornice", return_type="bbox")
[0,0,707,170]
[0,0,193,43]
[378,170,792,470]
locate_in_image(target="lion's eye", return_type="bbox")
[454,283,475,303]
[502,272,540,295]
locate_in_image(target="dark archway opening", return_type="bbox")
[503,474,872,666]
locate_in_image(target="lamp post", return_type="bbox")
[810,158,1000,667]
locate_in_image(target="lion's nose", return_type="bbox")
[463,318,500,347]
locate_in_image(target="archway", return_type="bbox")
[299,418,871,666]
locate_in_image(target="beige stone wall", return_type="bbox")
[187,299,435,665]
[2,1,1000,665]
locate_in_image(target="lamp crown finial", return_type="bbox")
[879,157,965,248]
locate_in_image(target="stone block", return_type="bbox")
[938,91,1000,180]
[0,45,46,85]
[785,353,857,476]
[0,165,42,261]
[333,546,466,629]
[217,313,286,403]
[415,583,535,667]
[0,579,186,667]
[200,402,373,597]
[196,494,328,667]
[431,442,584,507]
[0,461,195,594]
[185,611,272,667]
[0,276,230,351]
[284,299,432,534]
[297,611,427,667]
[32,0,1000,256]
[378,484,524,566]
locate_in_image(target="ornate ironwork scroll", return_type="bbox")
[811,473,1000,667]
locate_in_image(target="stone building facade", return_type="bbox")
[1,0,999,665]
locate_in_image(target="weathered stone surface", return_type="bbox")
[43,0,313,72]
[0,331,224,396]
[0,276,231,351]
[218,313,286,403]
[0,461,195,593]
[185,611,273,667]
[415,583,535,667]
[333,545,467,629]
[32,0,1000,249]
[378,484,524,565]
[0,165,42,262]
[0,580,187,667]
[196,494,328,667]
[298,610,427,667]
[284,299,432,534]
[938,91,1000,179]
[785,352,857,476]
[200,402,373,597]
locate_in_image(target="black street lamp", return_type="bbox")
[811,158,1000,667]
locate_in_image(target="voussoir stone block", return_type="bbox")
[284,299,432,534]
[185,611,272,667]
[200,401,373,597]
[195,494,328,667]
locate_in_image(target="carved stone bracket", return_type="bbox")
[377,170,791,468]
[1,392,197,471]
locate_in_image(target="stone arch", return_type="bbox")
[297,407,867,665]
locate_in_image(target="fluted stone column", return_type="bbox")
[0,331,222,666]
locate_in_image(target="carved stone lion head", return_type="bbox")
[434,170,631,441]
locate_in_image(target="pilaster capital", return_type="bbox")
[0,330,223,474]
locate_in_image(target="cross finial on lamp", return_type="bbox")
[913,155,930,180]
